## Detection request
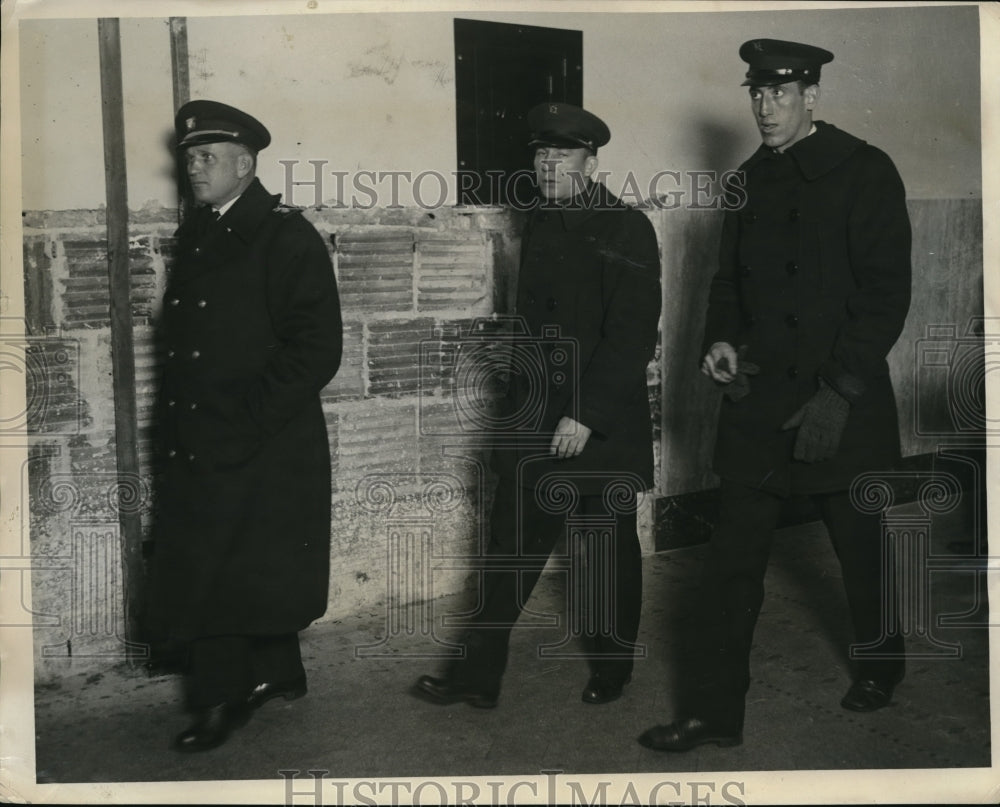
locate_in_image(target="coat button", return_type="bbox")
[546,297,557,311]
[739,265,751,278]
[526,294,535,305]
[789,208,800,222]
[169,297,180,306]
[190,402,198,410]
[167,350,175,358]
[191,350,201,359]
[193,247,201,255]
[787,365,799,379]
[168,399,176,407]
[785,314,799,328]
[188,453,196,461]
[168,449,177,458]
[746,211,757,223]
[786,261,799,275]
[197,299,207,308]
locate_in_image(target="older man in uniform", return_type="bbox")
[150,100,342,752]
[413,103,662,708]
[640,40,911,752]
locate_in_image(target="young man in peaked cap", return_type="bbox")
[640,39,911,752]
[413,102,662,708]
[148,100,343,752]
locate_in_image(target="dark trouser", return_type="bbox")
[455,475,643,689]
[694,479,905,729]
[187,633,304,709]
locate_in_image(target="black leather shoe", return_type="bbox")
[411,675,498,708]
[172,703,250,753]
[581,673,632,705]
[247,674,307,709]
[840,670,904,712]
[638,717,742,752]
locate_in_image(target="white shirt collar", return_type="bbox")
[213,195,241,217]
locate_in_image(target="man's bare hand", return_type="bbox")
[701,341,739,383]
[550,416,592,459]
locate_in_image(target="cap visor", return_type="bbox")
[528,134,594,150]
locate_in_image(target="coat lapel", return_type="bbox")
[171,178,281,288]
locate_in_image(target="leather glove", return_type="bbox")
[717,345,760,403]
[780,380,850,463]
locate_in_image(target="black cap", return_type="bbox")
[174,100,271,152]
[526,102,610,152]
[739,39,834,87]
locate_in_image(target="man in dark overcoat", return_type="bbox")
[640,40,912,752]
[151,100,343,752]
[414,103,662,708]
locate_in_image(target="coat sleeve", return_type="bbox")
[818,148,912,401]
[217,214,342,465]
[573,209,661,438]
[701,205,743,357]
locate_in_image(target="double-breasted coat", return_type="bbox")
[493,183,662,496]
[703,121,912,495]
[151,178,342,641]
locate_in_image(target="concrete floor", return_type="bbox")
[29,504,993,801]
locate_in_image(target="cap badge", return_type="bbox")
[549,104,558,114]
[752,40,764,51]
[186,117,196,131]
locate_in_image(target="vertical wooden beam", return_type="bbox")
[97,18,144,657]
[169,17,190,223]
[169,17,190,111]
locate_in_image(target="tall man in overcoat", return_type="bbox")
[414,103,662,708]
[151,101,343,752]
[640,40,911,752]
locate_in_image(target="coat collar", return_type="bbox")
[740,120,866,180]
[214,177,282,243]
[533,181,627,231]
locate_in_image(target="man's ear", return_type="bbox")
[804,83,821,112]
[584,154,599,178]
[235,150,253,179]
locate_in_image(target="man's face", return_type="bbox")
[748,81,818,152]
[533,146,596,201]
[184,141,252,207]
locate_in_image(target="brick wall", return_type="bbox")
[21,203,664,679]
[24,196,980,678]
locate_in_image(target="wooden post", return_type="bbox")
[169,17,190,111]
[97,18,144,657]
[169,17,190,223]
